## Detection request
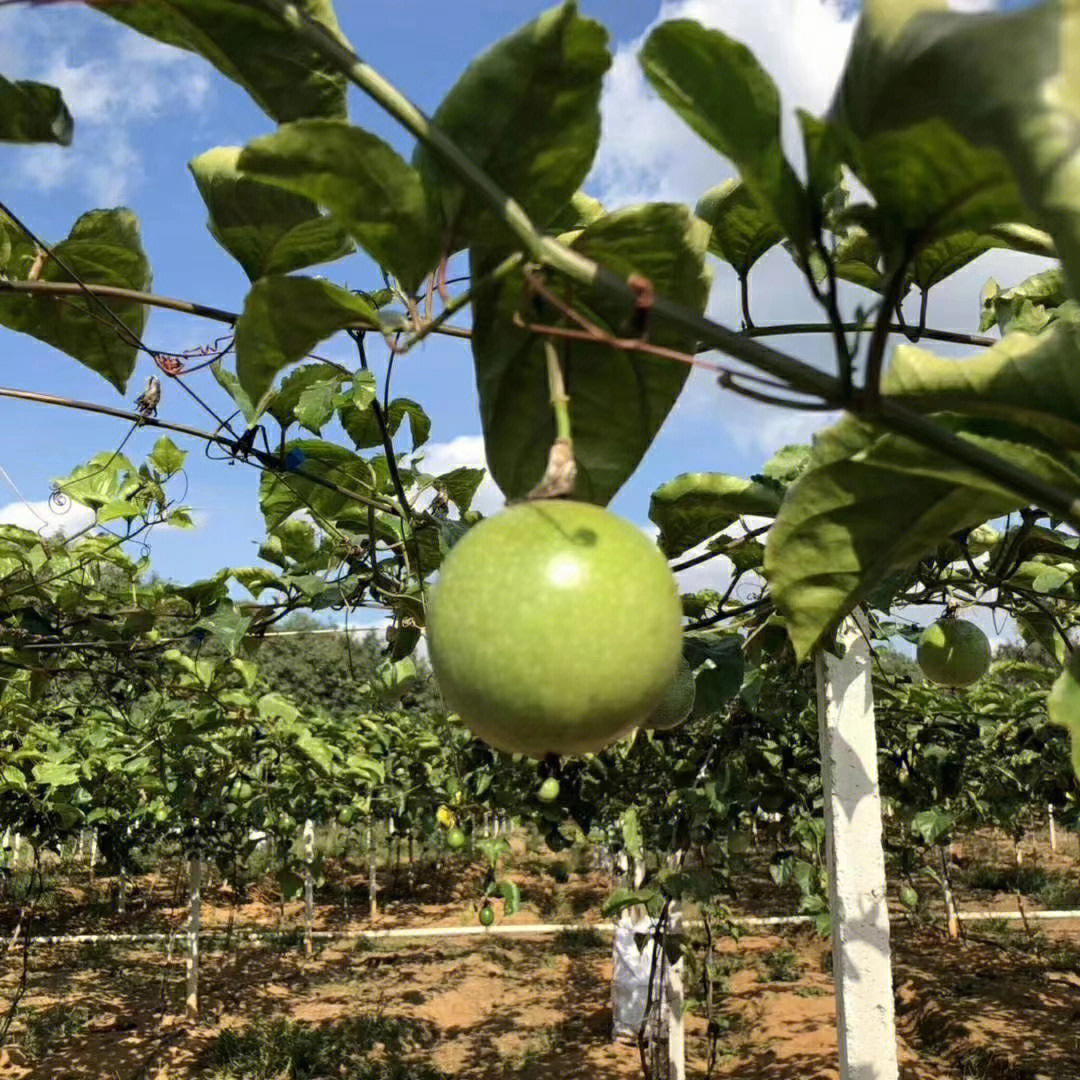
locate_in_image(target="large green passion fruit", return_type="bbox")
[917,617,991,687]
[426,500,683,758]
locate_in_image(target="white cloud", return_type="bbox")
[591,0,856,209]
[0,498,94,536]
[0,8,211,204]
[412,435,505,516]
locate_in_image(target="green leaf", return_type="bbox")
[855,120,1028,259]
[472,203,710,505]
[188,146,353,280]
[621,807,643,860]
[910,808,954,848]
[649,473,782,557]
[433,467,486,515]
[54,452,135,510]
[884,323,1080,452]
[414,2,610,252]
[981,269,1068,335]
[0,75,73,144]
[97,0,350,123]
[694,180,784,278]
[0,209,151,392]
[340,397,431,452]
[235,275,379,407]
[494,879,521,916]
[831,1,1080,296]
[211,360,258,425]
[640,19,808,249]
[150,436,187,476]
[764,421,1080,660]
[260,440,377,530]
[268,363,363,431]
[237,120,440,293]
[1049,652,1080,781]
[32,761,79,788]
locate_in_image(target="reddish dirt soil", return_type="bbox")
[1,829,1078,1079]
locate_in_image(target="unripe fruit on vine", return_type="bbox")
[426,500,683,758]
[916,617,990,687]
[446,827,466,851]
[899,885,920,910]
[537,777,561,803]
[478,903,495,927]
[646,656,695,730]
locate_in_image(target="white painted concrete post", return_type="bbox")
[939,847,960,940]
[303,819,315,957]
[186,854,201,1020]
[1050,804,1058,853]
[368,825,377,920]
[666,905,685,1080]
[816,614,899,1080]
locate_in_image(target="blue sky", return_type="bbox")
[0,0,1048,625]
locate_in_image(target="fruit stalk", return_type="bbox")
[527,341,577,499]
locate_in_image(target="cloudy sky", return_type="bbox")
[0,0,1046,633]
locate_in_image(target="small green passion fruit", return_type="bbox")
[446,827,467,851]
[537,777,561,803]
[478,903,495,927]
[426,500,683,758]
[646,656,696,731]
[917,617,990,687]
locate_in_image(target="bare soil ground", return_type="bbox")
[1,828,1078,1079]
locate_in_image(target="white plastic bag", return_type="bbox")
[611,914,667,1042]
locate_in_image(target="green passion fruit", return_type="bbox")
[646,656,696,731]
[446,827,467,851]
[426,500,683,758]
[537,777,561,803]
[478,903,496,927]
[917,617,991,687]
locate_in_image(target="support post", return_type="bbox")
[816,614,899,1080]
[368,824,378,920]
[666,905,685,1080]
[186,854,201,1021]
[303,819,315,957]
[1050,804,1058,853]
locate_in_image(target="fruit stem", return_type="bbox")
[527,342,577,499]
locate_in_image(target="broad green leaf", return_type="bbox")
[268,363,365,431]
[911,808,954,847]
[755,444,812,489]
[621,807,643,860]
[649,473,782,558]
[912,231,1000,292]
[237,120,440,293]
[0,209,151,392]
[234,275,380,407]
[211,360,258,425]
[150,436,187,476]
[340,397,430,452]
[853,120,1029,258]
[765,422,1080,660]
[97,0,349,123]
[981,269,1068,334]
[831,229,884,292]
[884,323,1080,452]
[694,180,784,278]
[831,1,1080,297]
[549,190,607,232]
[472,203,710,505]
[0,75,72,144]
[433,467,485,514]
[188,146,353,280]
[54,453,135,510]
[640,20,808,249]
[259,439,377,530]
[32,761,79,788]
[414,2,610,251]
[294,375,346,434]
[1049,651,1080,780]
